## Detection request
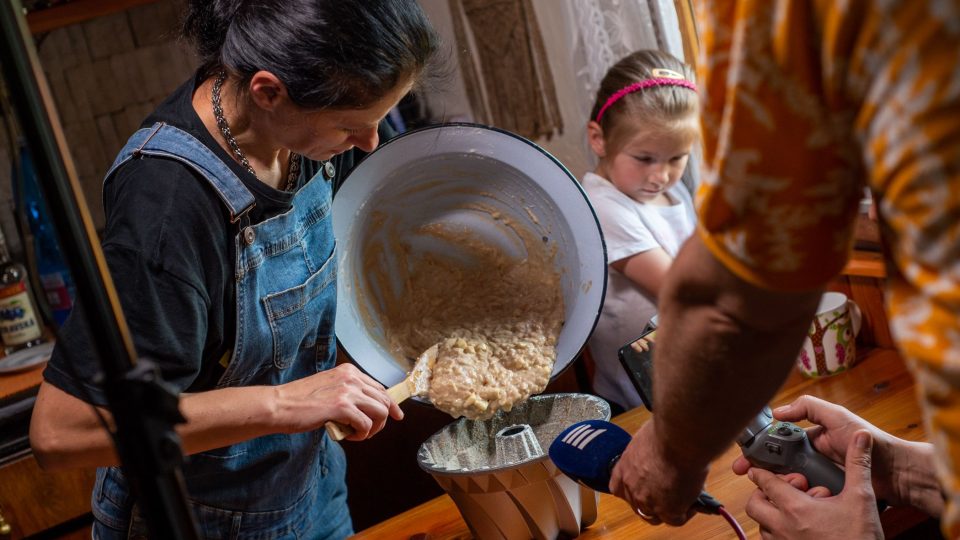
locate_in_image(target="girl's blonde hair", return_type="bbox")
[590,50,699,152]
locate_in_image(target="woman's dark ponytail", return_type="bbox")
[181,0,440,110]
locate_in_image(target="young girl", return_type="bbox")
[583,50,699,412]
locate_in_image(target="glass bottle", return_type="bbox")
[17,140,75,326]
[0,225,43,353]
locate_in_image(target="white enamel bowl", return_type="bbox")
[332,123,606,389]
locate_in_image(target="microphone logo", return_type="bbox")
[549,420,630,493]
[559,424,608,450]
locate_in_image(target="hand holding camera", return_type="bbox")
[728,395,948,540]
[736,406,845,495]
[733,395,943,516]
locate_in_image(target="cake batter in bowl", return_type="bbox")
[333,124,606,418]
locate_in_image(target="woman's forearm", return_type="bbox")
[176,385,280,454]
[31,382,280,470]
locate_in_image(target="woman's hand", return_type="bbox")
[744,431,884,539]
[274,364,403,440]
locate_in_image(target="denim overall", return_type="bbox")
[91,123,351,539]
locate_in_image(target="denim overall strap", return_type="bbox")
[104,122,256,223]
[91,124,350,540]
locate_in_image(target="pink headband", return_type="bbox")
[595,77,698,123]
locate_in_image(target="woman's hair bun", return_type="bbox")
[182,0,244,68]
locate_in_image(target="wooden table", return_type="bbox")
[0,361,45,402]
[354,348,927,539]
[0,329,55,401]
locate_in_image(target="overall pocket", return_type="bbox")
[262,245,337,370]
[91,467,133,533]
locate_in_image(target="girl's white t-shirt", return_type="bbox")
[582,171,696,409]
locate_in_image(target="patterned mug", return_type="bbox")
[796,292,862,377]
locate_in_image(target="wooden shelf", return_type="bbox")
[0,330,55,401]
[0,363,44,402]
[843,249,885,278]
[26,0,161,34]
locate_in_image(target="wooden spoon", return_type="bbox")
[325,344,439,441]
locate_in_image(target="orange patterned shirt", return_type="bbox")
[695,0,960,535]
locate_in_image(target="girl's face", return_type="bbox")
[589,118,696,204]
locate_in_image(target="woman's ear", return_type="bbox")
[587,120,606,158]
[248,71,289,111]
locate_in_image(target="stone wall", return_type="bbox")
[0,0,198,254]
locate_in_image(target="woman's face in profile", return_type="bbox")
[271,79,414,161]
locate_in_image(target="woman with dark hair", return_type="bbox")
[29,1,439,538]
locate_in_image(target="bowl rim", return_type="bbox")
[332,122,608,388]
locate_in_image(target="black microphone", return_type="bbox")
[549,420,722,514]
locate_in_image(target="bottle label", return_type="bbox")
[0,283,43,346]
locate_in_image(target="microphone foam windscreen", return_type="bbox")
[549,419,632,493]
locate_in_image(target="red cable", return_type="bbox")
[718,506,748,540]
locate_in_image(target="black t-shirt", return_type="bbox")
[43,72,381,405]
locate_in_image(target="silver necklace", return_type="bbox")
[212,71,308,191]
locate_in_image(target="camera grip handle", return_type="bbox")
[797,442,845,495]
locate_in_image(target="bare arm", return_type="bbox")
[611,247,673,302]
[610,233,822,523]
[30,363,402,470]
[653,234,821,464]
[895,442,944,517]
